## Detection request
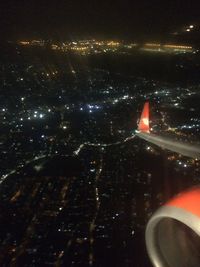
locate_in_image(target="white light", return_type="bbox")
[95,105,101,109]
[39,114,44,118]
[142,118,149,126]
[189,25,194,29]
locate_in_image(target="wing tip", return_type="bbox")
[138,101,150,133]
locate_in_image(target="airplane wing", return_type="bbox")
[137,102,200,267]
[136,102,200,160]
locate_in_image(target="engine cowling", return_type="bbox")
[146,187,200,267]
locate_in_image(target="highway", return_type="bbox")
[0,135,136,186]
[136,132,200,160]
[73,135,136,155]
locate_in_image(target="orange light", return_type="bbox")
[138,102,150,133]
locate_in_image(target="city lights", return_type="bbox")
[1,2,200,264]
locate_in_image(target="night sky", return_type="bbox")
[0,0,200,40]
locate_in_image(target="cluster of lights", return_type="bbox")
[145,43,161,47]
[18,39,195,56]
[87,104,101,110]
[164,44,192,49]
[177,160,188,168]
[17,39,129,55]
[19,41,30,45]
[179,124,200,130]
[33,111,44,118]
[19,40,45,46]
[21,111,46,121]
[186,25,194,32]
[51,40,121,54]
[154,90,170,95]
[79,104,102,113]
[144,43,192,50]
[111,95,134,105]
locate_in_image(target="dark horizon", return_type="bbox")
[1,0,200,41]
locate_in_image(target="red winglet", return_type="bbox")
[138,102,150,133]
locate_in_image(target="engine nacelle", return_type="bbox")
[146,187,200,267]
